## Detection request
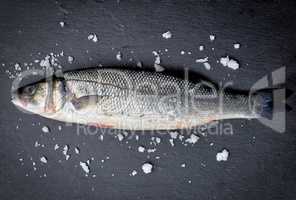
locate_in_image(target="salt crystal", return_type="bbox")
[136,61,142,68]
[233,43,240,49]
[181,163,186,168]
[219,56,239,70]
[162,31,172,39]
[117,133,124,141]
[195,57,208,63]
[142,162,153,174]
[203,62,211,70]
[40,156,47,164]
[199,45,204,51]
[154,64,165,72]
[169,131,178,139]
[155,137,161,144]
[116,51,122,61]
[79,161,90,173]
[14,63,21,71]
[152,51,161,64]
[131,170,137,176]
[227,59,239,70]
[147,148,156,153]
[216,149,229,161]
[99,134,104,141]
[180,51,185,55]
[59,21,65,28]
[209,34,215,41]
[138,146,145,153]
[75,147,80,154]
[179,135,184,141]
[169,139,174,147]
[42,126,50,133]
[185,134,199,144]
[54,144,59,150]
[63,145,70,160]
[88,33,98,43]
[34,141,41,147]
[68,56,74,64]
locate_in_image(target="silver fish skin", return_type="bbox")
[12,68,272,130]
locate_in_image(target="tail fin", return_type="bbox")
[255,90,273,119]
[254,88,293,119]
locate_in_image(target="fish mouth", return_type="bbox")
[11,90,28,111]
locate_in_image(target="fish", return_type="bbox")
[11,68,273,130]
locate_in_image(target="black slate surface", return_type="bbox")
[0,0,296,200]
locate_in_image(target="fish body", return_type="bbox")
[12,68,272,130]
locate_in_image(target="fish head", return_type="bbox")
[11,79,66,115]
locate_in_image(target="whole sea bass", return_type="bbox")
[11,68,272,130]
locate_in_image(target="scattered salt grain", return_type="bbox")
[227,59,240,70]
[169,139,174,147]
[14,63,21,71]
[40,156,47,164]
[40,56,51,68]
[75,147,80,154]
[131,170,137,176]
[181,163,186,168]
[185,134,199,144]
[54,144,59,150]
[152,51,161,64]
[155,137,161,144]
[138,146,145,153]
[147,148,156,153]
[99,134,104,141]
[59,21,65,28]
[154,64,165,72]
[68,56,74,64]
[79,161,90,174]
[136,61,142,68]
[216,149,229,162]
[219,56,239,70]
[34,141,41,147]
[63,145,70,160]
[58,125,62,131]
[195,57,208,63]
[203,62,211,70]
[179,135,184,141]
[116,51,122,61]
[117,133,124,141]
[209,34,215,41]
[162,31,172,39]
[199,45,204,51]
[233,43,240,49]
[142,162,153,174]
[169,131,178,139]
[180,51,185,55]
[88,33,98,43]
[42,126,50,133]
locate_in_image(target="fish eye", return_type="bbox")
[24,85,37,95]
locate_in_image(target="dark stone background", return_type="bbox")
[0,0,295,199]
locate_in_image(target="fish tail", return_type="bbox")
[256,90,273,119]
[255,87,293,119]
